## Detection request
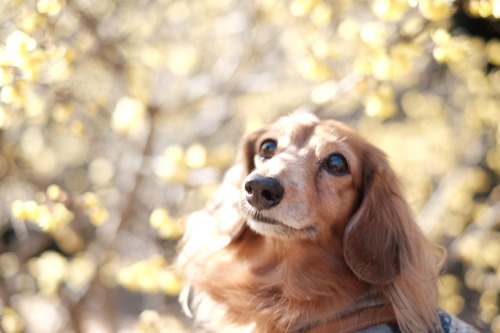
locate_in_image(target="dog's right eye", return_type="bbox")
[259,140,277,160]
[325,153,349,175]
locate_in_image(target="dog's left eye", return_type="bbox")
[259,140,277,160]
[325,154,349,175]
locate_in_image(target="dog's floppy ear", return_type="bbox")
[195,127,265,241]
[178,127,265,279]
[177,128,265,317]
[343,147,415,285]
[237,127,265,174]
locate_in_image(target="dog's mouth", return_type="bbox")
[241,201,288,227]
[247,212,283,226]
[241,201,318,237]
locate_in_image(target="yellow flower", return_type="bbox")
[289,0,319,16]
[185,143,208,169]
[373,0,409,21]
[363,85,397,119]
[1,307,25,333]
[149,208,171,229]
[486,39,500,65]
[37,0,64,16]
[419,0,453,21]
[158,269,183,296]
[111,97,146,135]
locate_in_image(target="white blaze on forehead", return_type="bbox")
[256,151,305,179]
[273,116,319,149]
[275,112,320,127]
[277,135,292,148]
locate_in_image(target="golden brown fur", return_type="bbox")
[178,113,444,333]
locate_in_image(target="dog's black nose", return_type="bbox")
[244,175,284,210]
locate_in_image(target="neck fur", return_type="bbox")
[193,232,389,332]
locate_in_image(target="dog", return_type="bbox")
[177,113,479,333]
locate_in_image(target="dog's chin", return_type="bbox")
[240,200,318,238]
[243,212,318,239]
[246,216,300,238]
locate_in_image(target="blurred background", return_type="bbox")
[0,0,499,332]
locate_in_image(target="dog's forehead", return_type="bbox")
[269,117,353,149]
[273,114,318,136]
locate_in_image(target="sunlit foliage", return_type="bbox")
[0,0,498,332]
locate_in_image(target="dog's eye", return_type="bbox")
[326,154,349,175]
[259,140,277,160]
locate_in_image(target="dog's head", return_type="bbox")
[236,113,423,285]
[241,113,361,240]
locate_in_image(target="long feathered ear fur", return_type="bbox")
[343,147,444,333]
[177,128,265,319]
[202,128,266,241]
[343,148,409,285]
[180,128,264,252]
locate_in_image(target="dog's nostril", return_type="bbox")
[245,183,253,194]
[261,190,273,201]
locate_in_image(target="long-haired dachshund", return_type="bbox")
[177,113,478,333]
